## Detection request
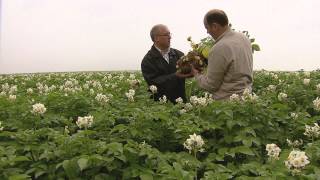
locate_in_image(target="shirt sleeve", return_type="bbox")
[141,58,176,86]
[195,50,228,93]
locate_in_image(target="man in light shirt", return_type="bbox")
[191,9,253,100]
[141,24,190,103]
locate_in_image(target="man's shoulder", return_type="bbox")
[216,31,248,48]
[170,48,184,57]
[142,47,157,62]
[171,48,183,54]
[228,31,250,44]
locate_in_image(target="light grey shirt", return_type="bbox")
[195,28,253,100]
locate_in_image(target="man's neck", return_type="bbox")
[214,26,230,41]
[154,45,170,53]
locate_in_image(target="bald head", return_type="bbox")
[150,24,168,42]
[204,9,229,27]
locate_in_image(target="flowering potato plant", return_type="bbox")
[177,27,260,74]
[1,70,320,179]
[176,36,212,74]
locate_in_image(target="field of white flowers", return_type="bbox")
[0,70,320,179]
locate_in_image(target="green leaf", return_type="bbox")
[56,162,63,170]
[35,171,46,179]
[77,158,89,171]
[252,44,260,52]
[225,150,235,158]
[218,148,228,155]
[226,120,235,130]
[140,174,153,180]
[62,160,80,178]
[94,174,116,180]
[251,137,261,146]
[13,156,30,162]
[242,139,252,147]
[244,128,256,137]
[234,146,255,156]
[8,174,31,180]
[107,142,124,155]
[116,154,126,162]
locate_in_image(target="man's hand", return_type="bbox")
[175,71,194,78]
[190,64,200,76]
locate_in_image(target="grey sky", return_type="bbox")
[0,0,320,74]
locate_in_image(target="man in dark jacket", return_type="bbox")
[141,24,190,103]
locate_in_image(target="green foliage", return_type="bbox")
[0,70,319,179]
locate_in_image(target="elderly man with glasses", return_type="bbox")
[141,24,190,103]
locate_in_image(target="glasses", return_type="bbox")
[157,33,172,37]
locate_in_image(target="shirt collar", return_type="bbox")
[215,27,231,43]
[154,45,170,55]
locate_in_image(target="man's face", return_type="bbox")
[155,26,171,49]
[204,20,217,39]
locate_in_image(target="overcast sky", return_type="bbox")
[0,0,320,74]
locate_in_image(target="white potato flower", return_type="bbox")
[149,85,157,94]
[270,73,278,80]
[118,74,125,80]
[303,78,310,85]
[111,84,118,89]
[190,96,198,105]
[285,150,310,170]
[278,92,287,101]
[95,93,110,105]
[1,83,10,92]
[290,112,298,119]
[89,89,95,95]
[129,74,135,79]
[64,80,74,88]
[184,103,193,111]
[31,103,47,115]
[313,97,320,111]
[64,126,70,135]
[179,109,187,114]
[316,84,320,91]
[76,115,94,129]
[0,121,4,131]
[128,79,140,88]
[304,71,310,78]
[241,88,259,102]
[190,96,209,106]
[175,97,183,104]
[199,97,208,106]
[286,139,303,148]
[266,143,281,160]
[83,84,90,89]
[27,88,33,94]
[267,85,276,91]
[9,85,17,94]
[0,91,6,96]
[8,95,16,101]
[230,93,240,101]
[304,123,320,139]
[204,92,214,104]
[106,74,113,80]
[125,89,135,102]
[183,133,205,154]
[159,95,167,104]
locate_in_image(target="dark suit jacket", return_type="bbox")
[141,45,186,103]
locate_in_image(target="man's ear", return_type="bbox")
[154,36,159,43]
[211,23,218,31]
[207,23,216,32]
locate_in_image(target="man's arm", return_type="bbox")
[141,58,176,86]
[194,52,227,92]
